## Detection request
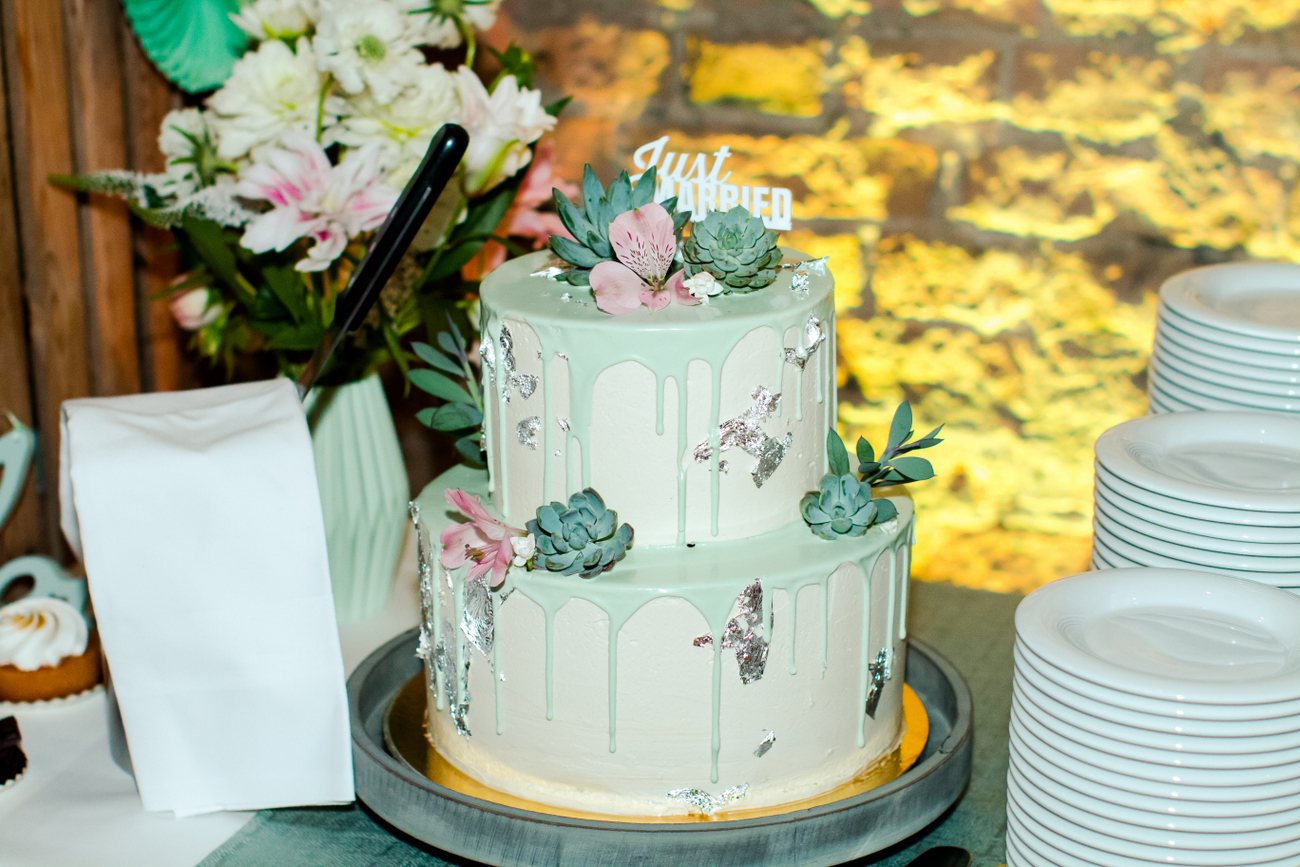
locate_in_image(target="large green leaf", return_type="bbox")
[409,368,474,404]
[427,403,483,432]
[826,429,850,477]
[887,401,913,452]
[181,216,248,303]
[412,342,464,377]
[889,456,934,482]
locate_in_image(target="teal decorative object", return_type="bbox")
[0,415,35,531]
[526,488,633,578]
[305,374,410,622]
[123,0,248,93]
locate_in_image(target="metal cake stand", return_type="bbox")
[349,629,972,867]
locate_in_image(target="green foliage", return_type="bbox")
[681,206,782,292]
[526,489,634,578]
[549,165,690,286]
[408,317,485,465]
[802,401,944,539]
[487,44,536,90]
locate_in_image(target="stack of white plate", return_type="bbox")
[1006,567,1300,867]
[1149,263,1300,415]
[1091,411,1300,591]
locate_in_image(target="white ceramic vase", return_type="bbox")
[305,374,409,622]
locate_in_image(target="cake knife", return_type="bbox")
[296,122,470,399]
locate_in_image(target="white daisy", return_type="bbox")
[392,0,501,48]
[208,37,329,160]
[314,0,423,105]
[229,0,319,41]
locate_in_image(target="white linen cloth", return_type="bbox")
[58,378,354,816]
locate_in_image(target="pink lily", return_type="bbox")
[438,488,525,589]
[590,203,698,315]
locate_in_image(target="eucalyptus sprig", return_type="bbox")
[847,401,944,488]
[409,316,484,465]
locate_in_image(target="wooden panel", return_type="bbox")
[2,0,92,558]
[66,0,138,396]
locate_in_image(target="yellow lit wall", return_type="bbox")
[498,0,1300,593]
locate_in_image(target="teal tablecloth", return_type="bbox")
[199,581,1018,867]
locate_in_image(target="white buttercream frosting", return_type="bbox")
[0,597,89,671]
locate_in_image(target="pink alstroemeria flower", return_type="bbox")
[438,488,524,589]
[590,203,698,315]
[236,133,400,272]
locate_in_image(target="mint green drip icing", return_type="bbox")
[899,552,911,641]
[542,354,554,502]
[479,249,833,538]
[655,375,665,436]
[708,372,722,537]
[420,466,909,779]
[886,547,898,655]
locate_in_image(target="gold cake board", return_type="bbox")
[384,673,929,824]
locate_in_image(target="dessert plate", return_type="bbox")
[1094,499,1300,558]
[1160,303,1300,358]
[1090,521,1297,583]
[1151,357,1300,411]
[1094,481,1300,544]
[1155,333,1300,386]
[1154,347,1300,397]
[1161,263,1300,344]
[1157,320,1300,373]
[1013,672,1300,753]
[1014,569,1300,705]
[1094,413,1300,513]
[1009,761,1300,848]
[1147,380,1203,413]
[1094,463,1300,528]
[1093,510,1300,572]
[1006,816,1107,867]
[1014,641,1300,722]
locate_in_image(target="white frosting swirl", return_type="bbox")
[0,597,89,671]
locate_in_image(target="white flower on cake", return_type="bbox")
[326,63,460,187]
[314,0,423,106]
[392,0,502,48]
[510,533,537,568]
[454,68,556,195]
[229,0,319,41]
[170,288,223,330]
[683,270,721,302]
[236,133,400,271]
[208,37,327,160]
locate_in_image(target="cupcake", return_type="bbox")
[0,596,101,702]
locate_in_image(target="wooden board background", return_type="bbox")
[0,0,200,563]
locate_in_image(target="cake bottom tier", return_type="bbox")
[415,466,914,817]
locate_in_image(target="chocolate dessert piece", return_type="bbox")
[0,716,26,789]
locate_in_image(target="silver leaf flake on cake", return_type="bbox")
[433,639,471,736]
[411,502,438,685]
[865,648,890,719]
[693,633,712,647]
[778,256,828,297]
[517,416,541,449]
[479,337,496,379]
[694,386,792,488]
[461,575,494,659]
[754,731,776,758]
[557,417,570,432]
[666,783,749,816]
[529,253,572,279]
[783,316,825,370]
[495,325,538,403]
[721,578,771,684]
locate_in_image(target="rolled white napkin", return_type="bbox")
[59,378,353,816]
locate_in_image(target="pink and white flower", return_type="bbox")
[235,133,400,272]
[455,68,556,195]
[589,203,697,315]
[439,489,528,588]
[169,288,222,330]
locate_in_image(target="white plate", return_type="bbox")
[1161,264,1300,344]
[1008,810,1111,867]
[1161,303,1300,358]
[1149,368,1286,413]
[1010,713,1300,803]
[1011,703,1300,787]
[1097,496,1300,557]
[1014,693,1300,771]
[1015,648,1300,737]
[1095,463,1300,528]
[1014,672,1300,753]
[1015,568,1300,705]
[1095,413,1300,512]
[1156,332,1300,386]
[1151,359,1300,413]
[1010,738,1300,818]
[1015,642,1300,723]
[1147,387,1190,415]
[1095,479,1300,544]
[1007,788,1300,867]
[1009,761,1300,849]
[1158,320,1300,373]
[1094,510,1300,573]
[1091,521,1298,583]
[1156,348,1300,398]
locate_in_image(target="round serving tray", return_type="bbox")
[349,629,973,867]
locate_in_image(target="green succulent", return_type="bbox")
[800,474,888,540]
[681,206,782,293]
[526,488,634,578]
[549,166,690,287]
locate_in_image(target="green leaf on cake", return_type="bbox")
[827,429,851,477]
[886,401,913,454]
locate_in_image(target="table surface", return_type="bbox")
[0,535,1018,867]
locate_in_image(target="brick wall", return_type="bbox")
[491,0,1300,592]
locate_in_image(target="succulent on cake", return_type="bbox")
[681,206,781,293]
[801,402,945,539]
[526,488,634,578]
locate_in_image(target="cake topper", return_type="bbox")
[631,136,793,230]
[801,401,945,539]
